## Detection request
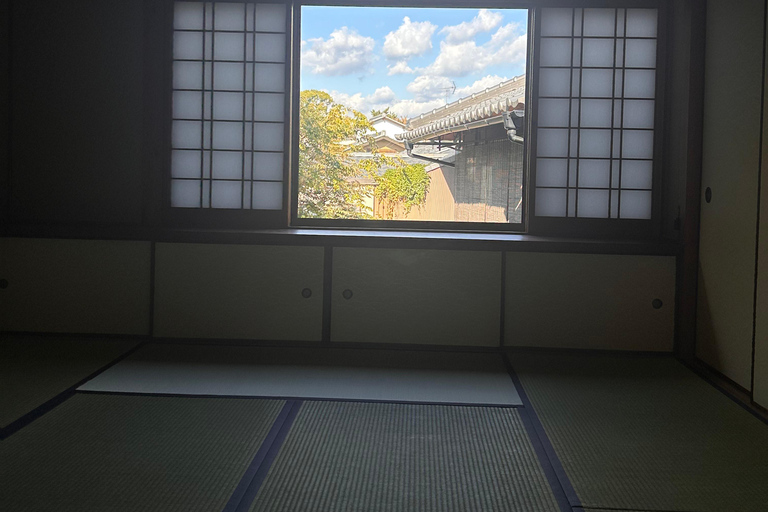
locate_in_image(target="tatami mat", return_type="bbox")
[0,335,138,428]
[0,394,283,512]
[249,401,559,512]
[511,351,768,512]
[80,343,522,406]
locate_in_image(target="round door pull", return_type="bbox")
[301,288,312,298]
[342,289,353,300]
[0,279,8,289]
[705,187,712,203]
[652,299,663,309]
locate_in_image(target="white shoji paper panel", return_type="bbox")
[171,2,286,210]
[536,7,657,220]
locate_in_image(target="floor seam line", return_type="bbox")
[501,352,580,512]
[223,399,302,512]
[0,340,147,440]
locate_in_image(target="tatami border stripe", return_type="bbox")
[223,399,302,512]
[0,341,147,440]
[572,507,686,512]
[75,389,521,408]
[501,353,580,511]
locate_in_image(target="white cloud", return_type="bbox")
[383,17,437,60]
[406,75,456,101]
[454,74,510,97]
[387,61,415,75]
[301,27,376,76]
[328,86,398,114]
[327,86,446,120]
[439,9,503,44]
[389,98,447,119]
[489,24,528,64]
[419,23,527,77]
[419,40,482,77]
[490,22,518,45]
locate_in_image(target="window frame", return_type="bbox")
[290,1,533,233]
[157,0,668,239]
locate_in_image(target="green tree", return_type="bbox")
[298,90,376,219]
[298,90,429,219]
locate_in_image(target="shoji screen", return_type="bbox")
[171,1,286,209]
[535,8,657,219]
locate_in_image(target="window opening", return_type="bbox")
[296,6,529,226]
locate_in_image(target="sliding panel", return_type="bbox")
[696,0,764,389]
[754,1,768,409]
[153,243,323,341]
[757,164,768,406]
[505,252,675,350]
[535,7,657,220]
[171,1,287,210]
[331,248,501,346]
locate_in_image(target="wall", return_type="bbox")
[9,0,145,226]
[384,138,524,224]
[0,238,151,335]
[0,1,689,356]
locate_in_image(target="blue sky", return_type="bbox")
[300,7,528,119]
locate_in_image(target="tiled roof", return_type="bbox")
[398,75,526,143]
[368,114,407,127]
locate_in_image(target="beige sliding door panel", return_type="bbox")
[756,175,768,406]
[696,0,765,389]
[753,4,768,409]
[153,243,323,341]
[505,253,675,351]
[0,238,151,335]
[331,248,501,346]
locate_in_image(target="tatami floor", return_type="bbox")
[2,335,768,512]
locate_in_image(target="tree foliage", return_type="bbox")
[298,90,429,220]
[375,163,430,219]
[298,90,375,219]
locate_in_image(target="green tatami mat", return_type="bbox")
[250,402,559,512]
[0,394,283,512]
[0,335,138,427]
[511,351,768,512]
